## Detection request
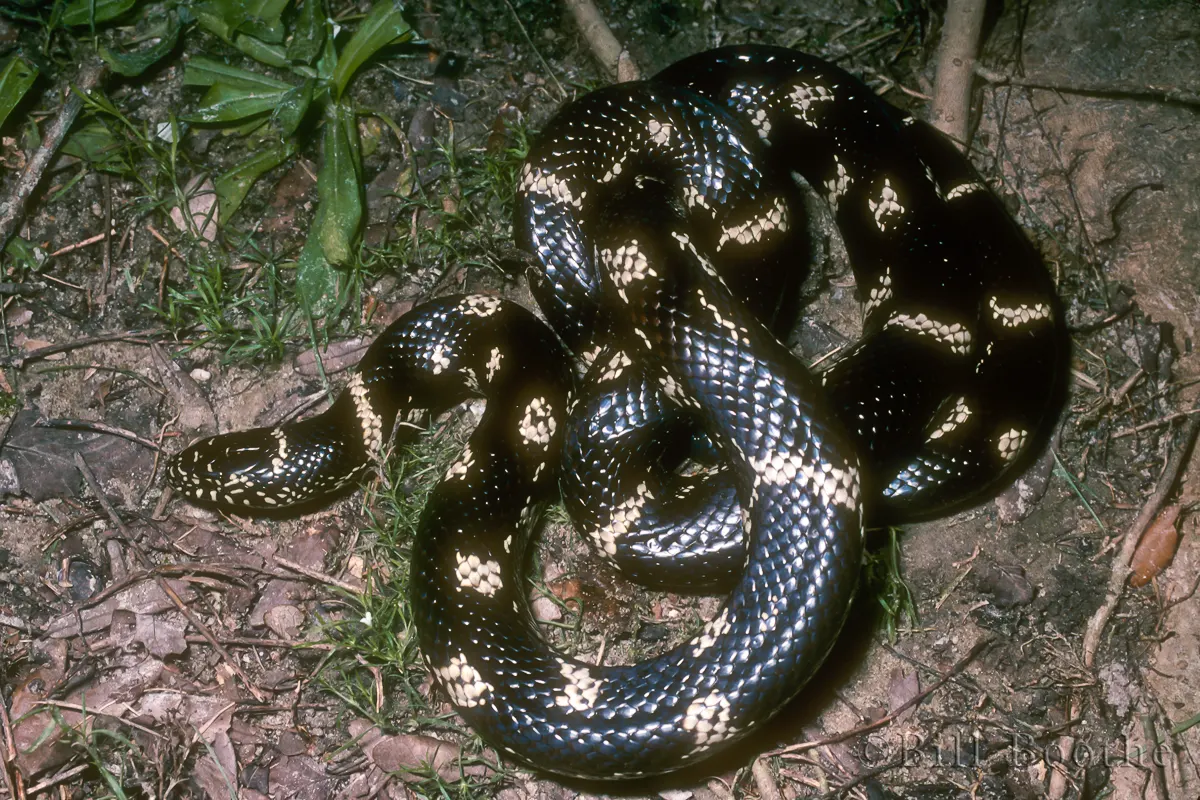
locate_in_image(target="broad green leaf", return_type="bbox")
[0,56,38,132]
[296,209,339,318]
[192,0,237,42]
[214,139,294,221]
[182,56,293,90]
[317,101,362,265]
[287,0,325,65]
[239,0,289,41]
[273,78,313,136]
[234,34,289,67]
[61,121,130,174]
[61,0,137,26]
[331,0,413,100]
[185,82,291,123]
[99,16,182,77]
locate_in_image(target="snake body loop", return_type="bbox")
[167,45,1066,778]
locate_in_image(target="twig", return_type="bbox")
[36,418,162,451]
[2,330,167,369]
[0,60,109,253]
[769,637,993,756]
[751,757,784,800]
[501,0,566,98]
[1082,406,1200,667]
[1111,407,1200,439]
[562,0,641,82]
[72,452,268,703]
[0,665,21,800]
[48,232,107,258]
[22,764,87,796]
[275,555,363,595]
[975,64,1200,108]
[930,0,987,145]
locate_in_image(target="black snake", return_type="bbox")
[166,45,1067,778]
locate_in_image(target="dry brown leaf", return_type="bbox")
[365,732,492,783]
[1130,503,1182,587]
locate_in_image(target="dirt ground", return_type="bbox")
[2,0,1200,798]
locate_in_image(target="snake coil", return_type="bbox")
[167,46,1066,778]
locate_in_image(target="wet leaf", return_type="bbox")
[287,0,326,65]
[273,78,314,135]
[234,33,290,67]
[331,0,414,100]
[317,101,362,265]
[185,81,293,123]
[0,55,38,131]
[215,139,295,222]
[296,212,338,318]
[99,14,182,76]
[182,56,293,90]
[60,0,137,27]
[61,120,129,174]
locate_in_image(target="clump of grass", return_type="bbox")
[863,527,919,642]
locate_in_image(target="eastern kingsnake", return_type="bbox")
[167,45,1066,778]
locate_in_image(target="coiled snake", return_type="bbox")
[167,46,1066,778]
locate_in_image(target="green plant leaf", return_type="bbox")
[185,82,292,123]
[214,139,295,221]
[296,209,339,318]
[234,34,290,67]
[61,121,130,175]
[0,56,38,132]
[182,56,293,90]
[192,0,238,42]
[61,0,137,26]
[287,0,325,65]
[317,101,362,264]
[331,0,413,100]
[99,16,182,76]
[273,78,313,136]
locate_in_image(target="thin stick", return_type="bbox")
[769,637,992,756]
[36,418,161,451]
[501,0,566,98]
[72,452,268,703]
[1111,407,1200,439]
[975,64,1200,108]
[48,232,107,258]
[1082,406,1200,667]
[0,60,108,253]
[3,330,165,368]
[274,555,363,595]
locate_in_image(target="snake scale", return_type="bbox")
[167,45,1067,778]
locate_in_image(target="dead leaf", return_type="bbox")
[888,667,921,727]
[44,578,196,639]
[264,604,305,640]
[1130,504,1183,587]
[365,732,491,783]
[294,336,370,377]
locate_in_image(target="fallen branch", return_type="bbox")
[0,60,108,253]
[1082,406,1200,667]
[562,0,641,82]
[930,0,987,146]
